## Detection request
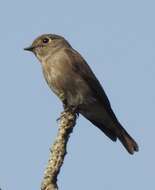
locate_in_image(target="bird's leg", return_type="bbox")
[56,92,79,121]
[62,100,68,111]
[64,105,79,117]
[57,104,79,122]
[56,92,67,122]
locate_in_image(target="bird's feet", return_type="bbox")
[56,105,79,122]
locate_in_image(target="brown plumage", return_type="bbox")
[24,34,139,154]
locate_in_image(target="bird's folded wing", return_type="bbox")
[64,48,119,122]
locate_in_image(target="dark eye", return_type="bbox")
[42,38,49,43]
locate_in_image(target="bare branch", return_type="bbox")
[41,110,77,190]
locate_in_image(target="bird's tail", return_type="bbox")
[117,124,139,154]
[87,119,139,154]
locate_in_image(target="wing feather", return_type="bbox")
[65,48,119,123]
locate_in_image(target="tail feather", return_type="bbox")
[88,119,139,154]
[118,126,139,154]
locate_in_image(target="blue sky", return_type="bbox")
[0,0,155,189]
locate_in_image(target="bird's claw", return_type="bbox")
[56,111,66,122]
[56,105,79,122]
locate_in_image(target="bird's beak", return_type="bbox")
[24,45,34,52]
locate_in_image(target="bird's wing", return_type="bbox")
[65,48,119,122]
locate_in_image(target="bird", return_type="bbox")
[24,34,139,154]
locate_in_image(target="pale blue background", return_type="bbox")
[0,0,154,189]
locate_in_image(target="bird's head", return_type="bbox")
[24,34,71,61]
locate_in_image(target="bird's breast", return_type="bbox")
[42,51,94,106]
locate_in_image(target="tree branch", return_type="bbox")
[41,110,77,190]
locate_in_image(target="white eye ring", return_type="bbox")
[42,38,49,44]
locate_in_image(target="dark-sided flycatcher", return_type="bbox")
[24,34,139,154]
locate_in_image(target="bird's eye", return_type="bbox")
[42,38,49,44]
